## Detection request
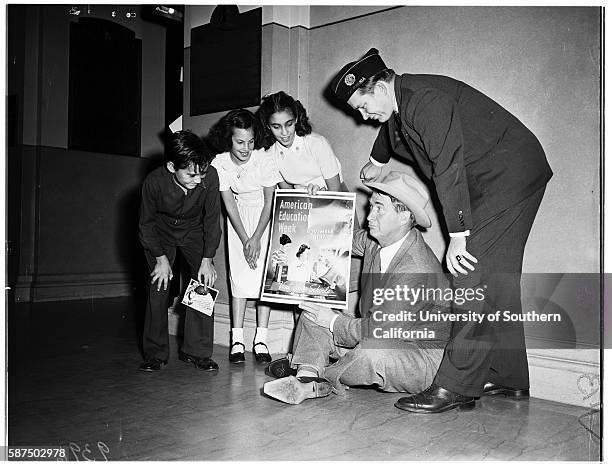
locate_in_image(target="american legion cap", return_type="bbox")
[330,48,388,102]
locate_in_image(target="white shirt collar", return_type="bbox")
[276,133,304,154]
[172,176,188,195]
[390,76,399,114]
[379,232,410,273]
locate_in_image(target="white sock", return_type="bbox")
[254,326,268,345]
[296,366,318,379]
[231,328,244,354]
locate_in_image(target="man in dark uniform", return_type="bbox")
[330,48,552,413]
[138,130,221,372]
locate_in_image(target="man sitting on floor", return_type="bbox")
[263,172,453,405]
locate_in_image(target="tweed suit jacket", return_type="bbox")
[332,228,451,348]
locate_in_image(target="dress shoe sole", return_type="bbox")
[482,388,530,400]
[263,376,333,405]
[394,399,476,414]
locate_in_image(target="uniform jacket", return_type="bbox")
[370,74,553,232]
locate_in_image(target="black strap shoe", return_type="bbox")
[482,382,530,399]
[395,384,476,413]
[253,342,272,364]
[229,343,245,364]
[265,357,297,378]
[179,351,219,371]
[138,358,166,372]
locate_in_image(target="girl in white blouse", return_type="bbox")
[209,109,282,364]
[256,91,345,191]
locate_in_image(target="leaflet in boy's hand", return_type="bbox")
[181,279,219,316]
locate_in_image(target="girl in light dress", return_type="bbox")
[209,109,282,364]
[256,91,346,191]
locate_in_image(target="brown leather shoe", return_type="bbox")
[395,384,476,413]
[263,375,333,404]
[482,382,530,399]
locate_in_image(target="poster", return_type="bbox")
[261,189,356,309]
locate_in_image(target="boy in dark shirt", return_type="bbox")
[138,130,222,371]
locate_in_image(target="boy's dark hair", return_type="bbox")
[256,91,312,149]
[207,109,264,153]
[279,234,292,246]
[166,130,211,170]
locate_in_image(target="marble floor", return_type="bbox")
[7,297,601,461]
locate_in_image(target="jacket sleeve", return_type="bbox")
[369,125,393,164]
[138,177,164,258]
[351,228,369,257]
[406,89,473,233]
[202,167,222,258]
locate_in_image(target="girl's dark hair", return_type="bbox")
[256,91,312,149]
[207,109,264,153]
[296,244,310,258]
[280,234,292,246]
[166,130,211,170]
[356,68,396,94]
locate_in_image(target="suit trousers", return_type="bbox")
[143,242,214,361]
[434,187,546,397]
[291,315,442,393]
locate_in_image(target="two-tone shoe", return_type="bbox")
[263,375,333,405]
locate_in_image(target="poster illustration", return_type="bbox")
[261,189,356,309]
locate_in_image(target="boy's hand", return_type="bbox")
[151,255,173,291]
[198,258,217,287]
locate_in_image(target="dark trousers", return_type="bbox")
[143,242,214,361]
[434,187,546,397]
